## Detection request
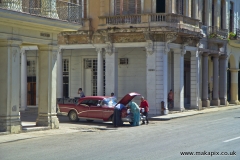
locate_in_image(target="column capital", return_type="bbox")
[229,68,239,72]
[105,43,117,55]
[145,40,154,55]
[202,52,209,57]
[219,54,228,59]
[211,54,220,58]
[96,48,103,54]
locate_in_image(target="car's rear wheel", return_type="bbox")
[68,111,79,122]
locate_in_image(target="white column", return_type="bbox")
[222,0,228,29]
[20,49,27,111]
[184,0,191,17]
[97,48,103,96]
[0,40,22,133]
[202,52,210,107]
[57,49,63,98]
[163,45,169,111]
[219,55,227,105]
[105,48,118,98]
[205,0,212,26]
[190,50,202,109]
[214,0,221,27]
[229,69,239,104]
[146,43,156,115]
[173,49,185,111]
[36,45,59,129]
[192,0,199,19]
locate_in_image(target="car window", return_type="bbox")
[88,100,99,106]
[80,100,90,105]
[102,97,117,108]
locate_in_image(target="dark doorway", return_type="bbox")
[156,0,165,13]
[227,63,231,101]
[27,77,36,105]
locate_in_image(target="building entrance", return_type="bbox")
[84,59,105,96]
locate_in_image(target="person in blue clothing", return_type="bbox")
[113,103,126,127]
[127,101,140,126]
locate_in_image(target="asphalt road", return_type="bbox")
[0,108,239,160]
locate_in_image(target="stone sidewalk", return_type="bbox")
[0,104,239,144]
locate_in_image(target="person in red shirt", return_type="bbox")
[140,96,149,125]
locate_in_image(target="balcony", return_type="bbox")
[228,28,240,47]
[0,0,82,24]
[208,26,228,39]
[98,13,200,34]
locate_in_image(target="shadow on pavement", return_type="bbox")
[20,112,132,129]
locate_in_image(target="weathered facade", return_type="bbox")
[57,0,237,115]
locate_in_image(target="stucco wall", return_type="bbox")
[118,48,146,103]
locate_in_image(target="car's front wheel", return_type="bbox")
[68,111,79,122]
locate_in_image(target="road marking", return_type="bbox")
[223,136,240,142]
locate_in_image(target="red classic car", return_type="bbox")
[57,92,144,124]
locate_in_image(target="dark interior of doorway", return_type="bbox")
[227,63,231,101]
[156,0,165,13]
[27,77,36,105]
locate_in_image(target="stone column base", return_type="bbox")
[211,99,220,106]
[220,98,228,106]
[229,100,239,105]
[202,100,210,107]
[36,114,59,129]
[0,115,22,133]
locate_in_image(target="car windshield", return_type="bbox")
[102,97,117,107]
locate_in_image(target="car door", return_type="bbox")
[77,99,90,118]
[88,99,103,119]
[102,98,115,120]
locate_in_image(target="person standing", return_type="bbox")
[168,89,174,110]
[113,103,126,127]
[127,101,140,126]
[140,96,149,125]
[78,88,85,98]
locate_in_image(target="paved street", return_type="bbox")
[0,107,240,160]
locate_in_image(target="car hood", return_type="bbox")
[117,92,141,106]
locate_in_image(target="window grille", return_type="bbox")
[119,58,128,65]
[27,60,36,76]
[115,0,141,15]
[63,59,69,72]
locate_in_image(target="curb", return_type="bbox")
[22,126,50,133]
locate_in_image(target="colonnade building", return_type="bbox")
[1,0,240,133]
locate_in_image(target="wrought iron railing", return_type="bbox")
[0,0,82,24]
[99,13,200,33]
[209,26,228,39]
[105,14,142,24]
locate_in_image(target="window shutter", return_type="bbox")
[128,0,135,14]
[136,0,141,14]
[115,0,121,15]
[83,0,87,18]
[122,0,128,15]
